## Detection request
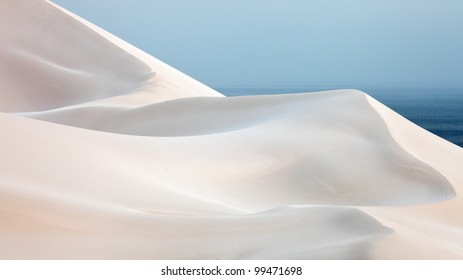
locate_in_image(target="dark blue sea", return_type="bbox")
[217,88,463,148]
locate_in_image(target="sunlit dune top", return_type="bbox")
[0,0,221,113]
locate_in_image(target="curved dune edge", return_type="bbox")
[362,97,463,259]
[45,0,222,103]
[0,202,391,259]
[1,0,463,259]
[5,90,456,208]
[0,0,221,113]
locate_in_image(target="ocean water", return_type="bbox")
[217,88,463,148]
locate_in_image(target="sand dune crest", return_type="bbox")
[0,0,462,259]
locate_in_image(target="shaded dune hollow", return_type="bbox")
[0,0,462,259]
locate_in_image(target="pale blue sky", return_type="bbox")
[52,0,463,89]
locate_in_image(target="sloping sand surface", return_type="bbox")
[0,0,462,259]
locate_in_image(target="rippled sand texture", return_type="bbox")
[1,0,462,259]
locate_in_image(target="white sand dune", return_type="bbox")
[0,0,462,259]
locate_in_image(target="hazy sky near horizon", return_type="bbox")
[52,0,463,89]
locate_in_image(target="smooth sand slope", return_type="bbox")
[0,0,462,259]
